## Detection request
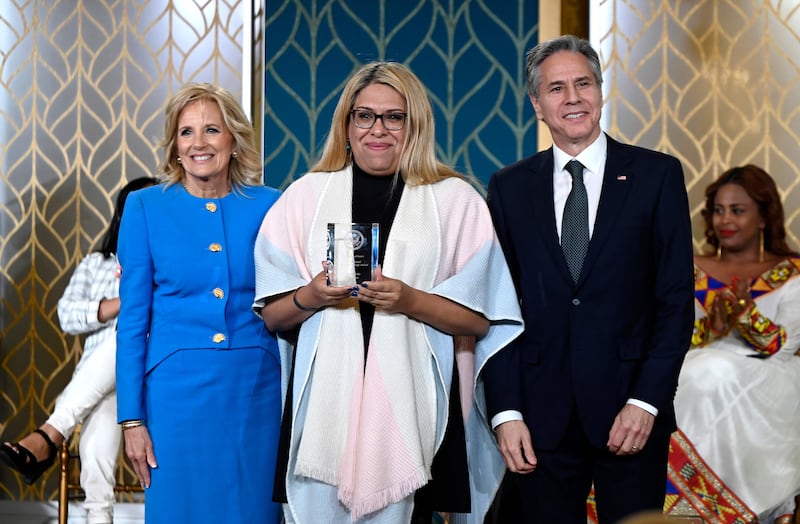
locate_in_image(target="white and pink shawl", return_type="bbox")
[254,166,523,523]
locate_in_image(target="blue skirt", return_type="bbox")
[143,347,281,523]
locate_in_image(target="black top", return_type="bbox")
[352,161,405,349]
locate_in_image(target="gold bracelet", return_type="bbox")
[120,419,144,430]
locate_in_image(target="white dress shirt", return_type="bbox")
[553,133,607,240]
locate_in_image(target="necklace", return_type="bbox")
[182,179,231,198]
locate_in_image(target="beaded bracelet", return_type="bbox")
[292,288,318,312]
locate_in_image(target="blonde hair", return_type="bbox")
[158,82,262,189]
[311,61,461,186]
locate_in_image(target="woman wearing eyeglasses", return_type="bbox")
[253,61,523,523]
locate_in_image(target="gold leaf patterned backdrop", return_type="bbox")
[4,0,800,505]
[0,0,251,500]
[593,0,800,252]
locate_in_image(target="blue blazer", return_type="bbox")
[484,135,695,449]
[116,183,281,422]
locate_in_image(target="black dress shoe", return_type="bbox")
[0,428,58,484]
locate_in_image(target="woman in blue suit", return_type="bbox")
[115,83,282,522]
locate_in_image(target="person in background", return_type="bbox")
[671,164,800,523]
[483,35,695,523]
[0,176,156,524]
[253,61,523,523]
[115,83,282,522]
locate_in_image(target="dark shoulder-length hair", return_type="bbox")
[97,177,159,257]
[702,164,798,257]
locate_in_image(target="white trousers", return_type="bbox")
[47,334,120,524]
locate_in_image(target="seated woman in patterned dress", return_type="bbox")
[669,164,800,523]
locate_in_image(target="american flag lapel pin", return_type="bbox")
[617,174,627,181]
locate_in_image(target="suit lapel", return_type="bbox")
[577,136,633,286]
[528,150,575,283]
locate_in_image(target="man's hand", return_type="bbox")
[607,404,654,455]
[495,419,537,473]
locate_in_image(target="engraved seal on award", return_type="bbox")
[326,223,379,286]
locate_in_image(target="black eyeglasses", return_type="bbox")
[350,109,407,131]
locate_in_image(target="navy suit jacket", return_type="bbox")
[484,135,694,450]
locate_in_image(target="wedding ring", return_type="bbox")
[631,446,638,451]
[738,299,747,307]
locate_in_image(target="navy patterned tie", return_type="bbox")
[562,160,589,283]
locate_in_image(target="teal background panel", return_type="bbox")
[264,0,539,192]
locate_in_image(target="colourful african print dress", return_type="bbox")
[666,258,800,523]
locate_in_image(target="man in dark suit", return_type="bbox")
[484,35,694,523]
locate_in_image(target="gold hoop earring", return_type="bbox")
[716,243,722,260]
[176,157,182,164]
[759,229,764,263]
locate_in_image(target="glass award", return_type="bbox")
[326,223,379,286]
